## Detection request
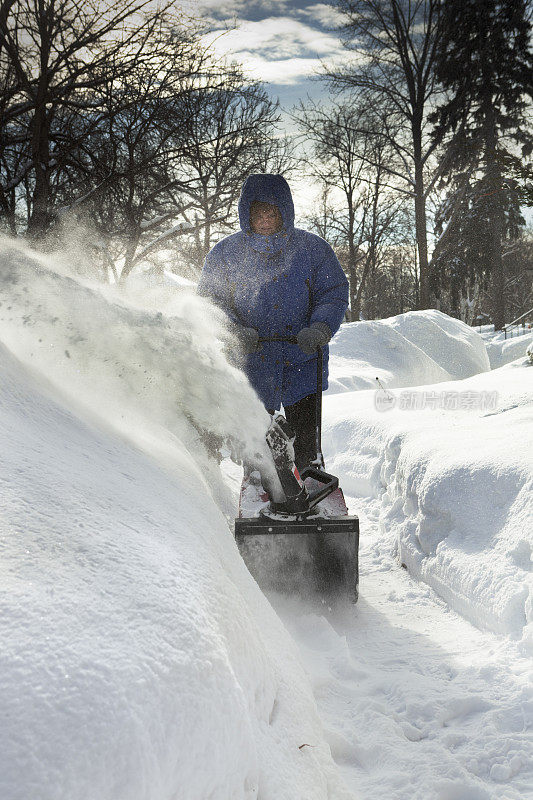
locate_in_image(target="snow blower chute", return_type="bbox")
[235,339,359,600]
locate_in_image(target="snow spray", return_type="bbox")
[0,237,274,503]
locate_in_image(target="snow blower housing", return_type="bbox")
[235,342,359,600]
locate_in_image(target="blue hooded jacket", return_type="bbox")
[198,174,348,410]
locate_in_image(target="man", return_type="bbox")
[198,173,348,471]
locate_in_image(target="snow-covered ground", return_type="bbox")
[0,239,350,800]
[1,342,353,800]
[484,330,533,369]
[325,363,533,642]
[1,236,532,800]
[266,318,533,800]
[271,520,533,800]
[325,313,532,643]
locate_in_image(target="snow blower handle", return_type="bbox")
[314,346,324,468]
[257,336,325,469]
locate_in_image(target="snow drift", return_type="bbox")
[328,309,489,394]
[484,330,533,369]
[0,239,352,800]
[324,359,533,646]
[324,307,531,646]
[383,308,490,379]
[0,237,285,512]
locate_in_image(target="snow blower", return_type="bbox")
[235,339,359,600]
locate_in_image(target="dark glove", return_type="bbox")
[296,322,332,355]
[233,324,262,354]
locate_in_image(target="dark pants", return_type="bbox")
[267,393,318,472]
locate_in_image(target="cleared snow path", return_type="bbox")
[266,497,533,800]
[222,329,532,800]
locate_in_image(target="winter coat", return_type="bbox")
[198,173,348,410]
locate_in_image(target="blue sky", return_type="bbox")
[192,0,350,114]
[182,0,355,214]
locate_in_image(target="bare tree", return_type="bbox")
[0,3,296,284]
[295,98,402,319]
[65,49,289,282]
[173,75,288,269]
[324,0,442,309]
[68,20,219,283]
[0,0,173,237]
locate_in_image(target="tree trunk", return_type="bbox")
[480,30,505,330]
[27,2,53,239]
[28,125,51,237]
[119,222,141,283]
[346,194,358,321]
[413,125,430,309]
[490,202,505,330]
[484,113,505,329]
[27,90,53,237]
[348,266,358,321]
[203,217,211,262]
[354,166,381,319]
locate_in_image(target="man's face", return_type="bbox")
[249,201,283,235]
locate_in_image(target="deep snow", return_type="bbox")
[328,309,489,394]
[1,236,532,800]
[0,239,351,800]
[484,330,533,369]
[0,237,282,512]
[228,312,533,799]
[265,320,532,800]
[270,530,533,800]
[324,361,533,643]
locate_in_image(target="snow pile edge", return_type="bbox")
[328,309,489,395]
[324,364,533,648]
[0,237,354,800]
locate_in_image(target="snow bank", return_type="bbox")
[328,310,489,394]
[324,360,533,647]
[0,239,352,800]
[383,309,490,379]
[484,331,533,369]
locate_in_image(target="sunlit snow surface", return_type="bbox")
[324,353,533,643]
[0,239,351,800]
[484,329,533,369]
[1,236,532,800]
[328,309,490,394]
[275,315,532,800]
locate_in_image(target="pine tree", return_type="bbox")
[431,0,533,329]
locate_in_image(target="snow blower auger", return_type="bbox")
[235,339,359,601]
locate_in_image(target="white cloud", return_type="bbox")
[226,52,325,84]
[185,0,290,19]
[181,0,236,14]
[197,9,357,87]
[203,16,345,63]
[297,3,346,29]
[255,0,290,10]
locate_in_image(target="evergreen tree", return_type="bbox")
[431,0,533,329]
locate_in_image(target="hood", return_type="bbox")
[238,173,295,235]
